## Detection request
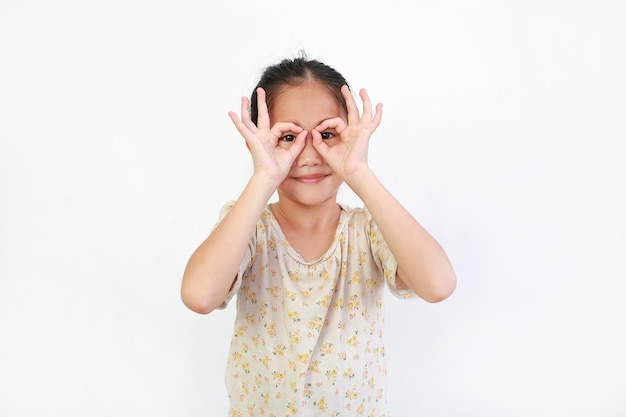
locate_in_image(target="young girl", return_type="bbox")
[181,55,456,416]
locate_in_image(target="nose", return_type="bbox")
[295,134,323,167]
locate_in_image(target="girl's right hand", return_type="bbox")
[228,88,307,186]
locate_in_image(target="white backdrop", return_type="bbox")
[1,1,625,416]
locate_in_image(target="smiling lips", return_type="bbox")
[293,174,329,184]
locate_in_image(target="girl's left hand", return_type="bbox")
[312,85,382,182]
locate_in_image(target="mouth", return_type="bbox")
[293,174,329,184]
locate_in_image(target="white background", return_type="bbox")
[1,1,625,416]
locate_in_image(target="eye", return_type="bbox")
[320,132,334,140]
[281,134,296,142]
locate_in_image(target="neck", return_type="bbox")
[271,197,341,230]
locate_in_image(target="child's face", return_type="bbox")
[269,81,346,206]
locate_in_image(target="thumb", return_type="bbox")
[311,129,331,160]
[287,129,308,159]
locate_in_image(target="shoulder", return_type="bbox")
[339,203,372,227]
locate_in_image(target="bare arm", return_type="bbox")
[313,86,456,302]
[348,169,456,302]
[181,174,276,314]
[181,89,307,314]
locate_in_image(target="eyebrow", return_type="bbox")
[288,116,341,127]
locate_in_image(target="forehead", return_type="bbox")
[269,81,343,124]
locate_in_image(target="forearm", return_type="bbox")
[347,169,456,302]
[181,174,277,313]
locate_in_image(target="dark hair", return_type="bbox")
[250,53,350,126]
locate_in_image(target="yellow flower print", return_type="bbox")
[321,269,330,281]
[325,368,337,384]
[357,403,365,414]
[303,383,313,398]
[347,334,359,347]
[333,297,344,310]
[272,370,284,384]
[345,389,358,400]
[308,360,320,373]
[289,330,301,344]
[320,342,333,356]
[259,355,270,369]
[272,343,286,356]
[359,251,368,265]
[255,243,264,255]
[265,323,276,338]
[235,325,247,337]
[350,270,362,284]
[308,316,323,331]
[287,310,300,322]
[285,289,297,302]
[266,285,280,299]
[287,401,298,415]
[259,303,268,319]
[317,294,330,307]
[245,313,256,325]
[246,291,257,304]
[288,270,300,282]
[343,368,355,379]
[241,362,250,374]
[315,397,327,411]
[347,294,360,310]
[297,353,310,364]
[262,392,269,404]
[229,408,243,417]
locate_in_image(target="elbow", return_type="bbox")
[180,284,223,315]
[182,298,217,315]
[422,271,457,303]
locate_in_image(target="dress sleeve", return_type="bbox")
[366,209,417,300]
[214,201,256,309]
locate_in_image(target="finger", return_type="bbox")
[311,129,330,158]
[270,122,303,139]
[256,88,270,129]
[314,117,348,134]
[371,102,383,129]
[238,96,257,131]
[359,88,373,121]
[287,129,308,158]
[228,111,253,142]
[341,85,360,125]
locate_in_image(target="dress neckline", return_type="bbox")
[265,203,349,265]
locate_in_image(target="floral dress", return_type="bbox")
[216,202,415,417]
